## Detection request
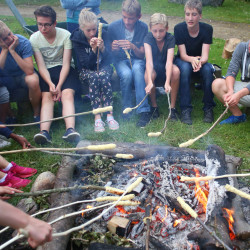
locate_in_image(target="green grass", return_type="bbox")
[0,0,249,23]
[0,2,249,206]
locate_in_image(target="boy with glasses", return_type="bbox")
[30,5,80,144]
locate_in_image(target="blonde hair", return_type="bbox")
[78,8,98,29]
[0,21,9,38]
[149,13,168,29]
[122,0,141,17]
[184,0,202,15]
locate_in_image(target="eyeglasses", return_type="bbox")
[37,22,53,28]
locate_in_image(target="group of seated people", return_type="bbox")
[0,0,249,146]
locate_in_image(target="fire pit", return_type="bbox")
[39,142,249,250]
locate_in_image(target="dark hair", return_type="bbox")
[34,5,57,24]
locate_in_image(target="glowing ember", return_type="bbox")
[222,208,236,240]
[161,205,168,223]
[173,218,184,227]
[82,205,93,217]
[194,168,208,212]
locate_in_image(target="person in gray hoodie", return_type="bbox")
[212,40,250,124]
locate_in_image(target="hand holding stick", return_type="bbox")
[123,94,149,114]
[97,22,103,74]
[148,93,171,137]
[179,103,229,148]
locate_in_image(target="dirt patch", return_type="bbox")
[0,4,249,41]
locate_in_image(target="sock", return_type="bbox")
[107,116,114,122]
[2,163,13,172]
[0,174,7,183]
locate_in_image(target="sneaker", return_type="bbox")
[170,108,179,121]
[181,109,192,125]
[220,114,247,125]
[2,162,37,178]
[203,109,214,123]
[34,130,52,145]
[107,118,119,130]
[62,128,80,143]
[136,112,151,128]
[0,172,31,189]
[150,107,160,119]
[94,119,105,132]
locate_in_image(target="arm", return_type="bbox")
[0,200,52,248]
[0,47,8,70]
[144,43,154,94]
[9,133,31,149]
[0,186,23,200]
[165,48,175,92]
[57,49,71,90]
[227,86,250,107]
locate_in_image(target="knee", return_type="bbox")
[119,71,132,84]
[172,65,180,81]
[212,78,226,94]
[62,89,74,101]
[25,74,40,89]
[179,62,192,78]
[201,63,213,77]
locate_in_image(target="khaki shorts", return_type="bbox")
[234,81,250,107]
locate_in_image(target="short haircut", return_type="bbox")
[79,9,98,29]
[34,5,57,24]
[149,13,168,29]
[184,0,202,15]
[0,21,9,38]
[122,0,141,17]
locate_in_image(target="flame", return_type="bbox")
[223,208,236,240]
[161,205,168,222]
[81,205,93,217]
[173,218,184,227]
[194,168,208,212]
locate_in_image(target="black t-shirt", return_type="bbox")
[174,22,213,57]
[144,32,175,66]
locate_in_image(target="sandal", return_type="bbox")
[94,119,105,132]
[107,118,119,130]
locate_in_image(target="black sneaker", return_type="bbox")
[170,108,179,121]
[181,109,192,125]
[203,108,214,123]
[150,107,160,119]
[34,130,52,145]
[136,112,151,128]
[62,128,80,143]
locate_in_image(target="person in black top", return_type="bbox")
[70,9,119,133]
[174,0,215,125]
[144,13,180,120]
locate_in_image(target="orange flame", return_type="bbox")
[223,208,236,240]
[81,205,93,217]
[161,205,168,222]
[173,218,184,227]
[194,168,208,212]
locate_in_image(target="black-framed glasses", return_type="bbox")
[37,22,53,28]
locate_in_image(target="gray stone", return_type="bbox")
[31,171,56,192]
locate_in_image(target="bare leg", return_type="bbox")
[145,70,157,107]
[25,73,41,117]
[170,65,180,109]
[0,103,9,123]
[0,155,9,170]
[61,89,75,129]
[212,78,242,116]
[40,92,54,132]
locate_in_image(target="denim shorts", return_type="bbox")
[0,86,9,104]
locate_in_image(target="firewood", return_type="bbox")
[123,94,148,114]
[107,216,130,236]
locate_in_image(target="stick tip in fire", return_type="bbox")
[115,153,134,159]
[148,132,162,137]
[123,108,132,114]
[179,139,195,148]
[92,106,113,115]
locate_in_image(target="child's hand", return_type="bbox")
[90,37,98,52]
[164,84,171,93]
[112,40,120,51]
[145,83,154,94]
[118,40,133,50]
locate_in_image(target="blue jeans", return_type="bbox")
[114,58,150,114]
[174,57,215,111]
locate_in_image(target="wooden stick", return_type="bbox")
[179,103,229,148]
[124,49,132,69]
[123,93,149,114]
[0,106,113,128]
[97,22,103,74]
[177,196,232,250]
[180,173,250,182]
[225,184,250,200]
[148,92,171,137]
[0,143,116,155]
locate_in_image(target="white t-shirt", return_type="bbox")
[30,27,72,69]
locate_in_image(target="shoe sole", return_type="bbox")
[62,133,80,143]
[34,134,51,144]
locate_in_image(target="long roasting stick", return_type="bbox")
[180,173,250,182]
[177,196,232,250]
[179,103,229,148]
[123,93,149,114]
[0,143,116,155]
[225,184,250,200]
[148,92,171,137]
[97,22,103,74]
[0,106,113,128]
[124,49,132,69]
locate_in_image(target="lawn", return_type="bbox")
[0,0,249,204]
